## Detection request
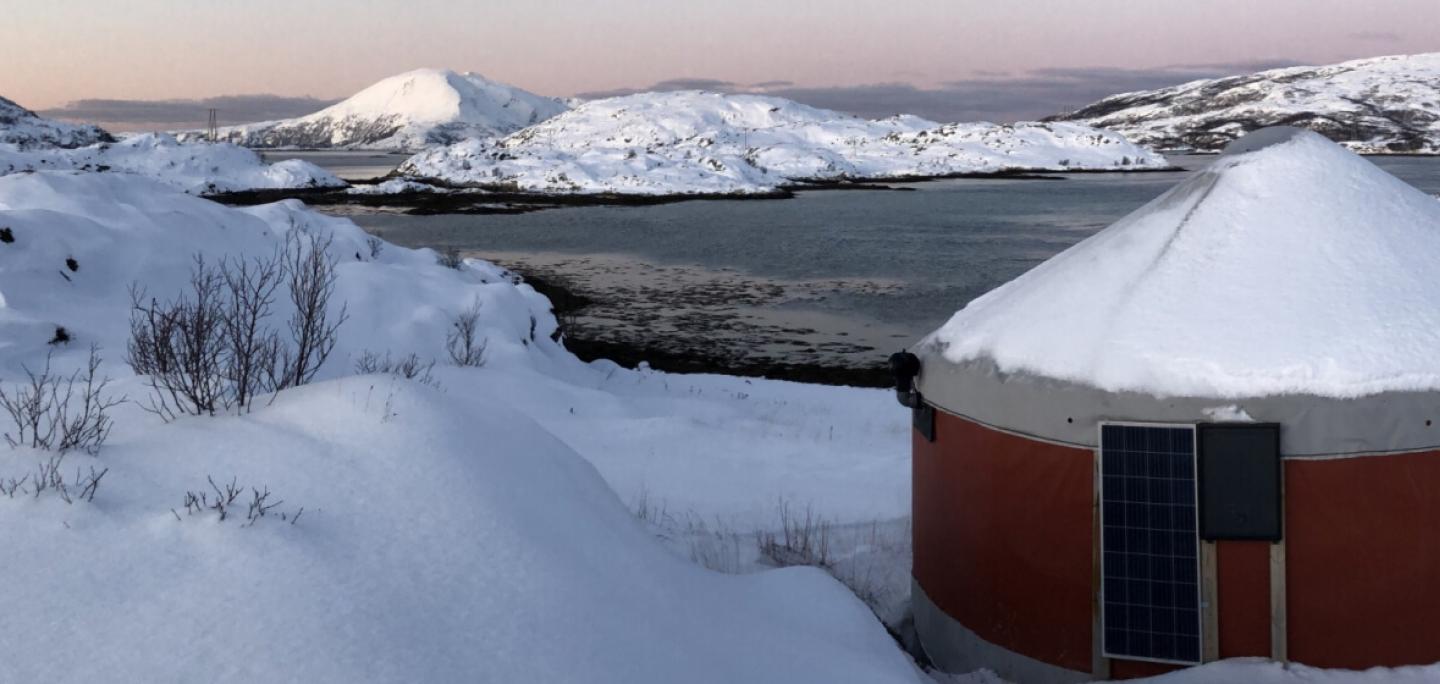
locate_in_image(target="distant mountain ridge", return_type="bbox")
[179,69,570,151]
[0,95,113,148]
[1050,53,1440,153]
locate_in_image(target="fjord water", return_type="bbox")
[349,155,1440,367]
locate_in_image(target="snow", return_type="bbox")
[2,378,919,683]
[344,178,444,195]
[0,94,112,148]
[180,69,571,151]
[934,659,1440,684]
[397,90,1168,195]
[923,128,1440,399]
[2,131,1437,682]
[0,133,344,194]
[1129,659,1440,684]
[1056,53,1440,153]
[0,170,918,681]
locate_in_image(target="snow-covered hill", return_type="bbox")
[395,91,1167,195]
[0,170,922,681]
[0,133,343,194]
[180,69,570,151]
[1051,53,1440,153]
[0,95,112,148]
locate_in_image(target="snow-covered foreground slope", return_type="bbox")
[1052,53,1440,153]
[0,94,112,148]
[180,69,570,151]
[3,380,918,683]
[0,133,343,193]
[0,171,918,682]
[924,128,1440,399]
[397,91,1167,195]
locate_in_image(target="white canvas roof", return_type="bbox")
[922,127,1440,400]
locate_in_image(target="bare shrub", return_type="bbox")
[176,475,302,526]
[687,517,745,574]
[446,299,488,367]
[1,455,107,503]
[220,251,284,410]
[354,350,438,387]
[437,247,464,269]
[276,232,349,390]
[128,233,349,419]
[127,257,230,418]
[365,235,384,259]
[0,346,123,455]
[756,500,832,569]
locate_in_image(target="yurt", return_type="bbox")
[893,127,1440,682]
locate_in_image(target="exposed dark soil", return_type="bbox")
[513,263,898,389]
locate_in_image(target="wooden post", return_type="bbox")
[1271,461,1288,662]
[1201,540,1220,662]
[1092,448,1111,679]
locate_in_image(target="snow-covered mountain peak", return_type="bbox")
[0,95,113,148]
[311,68,562,130]
[183,69,570,151]
[1051,52,1440,153]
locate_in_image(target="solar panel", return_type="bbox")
[1100,423,1203,664]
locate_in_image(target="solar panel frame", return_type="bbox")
[1098,421,1205,666]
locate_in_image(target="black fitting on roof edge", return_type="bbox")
[890,350,922,408]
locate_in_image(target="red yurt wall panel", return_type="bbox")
[913,410,1096,672]
[1285,451,1440,668]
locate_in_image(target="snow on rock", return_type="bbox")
[179,69,570,151]
[0,94,113,148]
[1052,53,1440,153]
[344,178,444,195]
[922,127,1440,399]
[396,90,1168,195]
[0,171,918,681]
[0,133,344,194]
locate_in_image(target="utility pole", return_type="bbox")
[207,108,218,143]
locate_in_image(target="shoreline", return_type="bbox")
[205,165,1184,214]
[514,268,896,389]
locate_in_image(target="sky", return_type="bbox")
[3,0,1438,129]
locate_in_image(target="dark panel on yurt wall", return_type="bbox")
[1100,424,1203,665]
[1198,424,1281,541]
[912,411,1095,672]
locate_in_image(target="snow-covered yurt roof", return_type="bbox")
[915,127,1440,454]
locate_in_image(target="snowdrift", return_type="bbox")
[0,171,918,682]
[0,133,343,194]
[180,69,571,150]
[397,90,1167,195]
[924,128,1440,398]
[2,378,918,683]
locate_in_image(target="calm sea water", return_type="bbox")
[347,155,1440,340]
